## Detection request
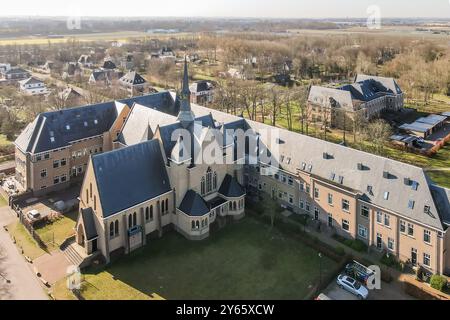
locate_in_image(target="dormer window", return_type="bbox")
[66,125,71,130]
[307,164,312,172]
[411,181,418,191]
[424,205,430,214]
[301,162,306,170]
[330,172,336,181]
[338,176,344,184]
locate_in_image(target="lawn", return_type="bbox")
[56,217,336,300]
[35,210,78,250]
[0,193,7,207]
[7,221,46,260]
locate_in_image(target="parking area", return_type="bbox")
[323,277,416,300]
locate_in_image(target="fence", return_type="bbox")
[12,203,48,250]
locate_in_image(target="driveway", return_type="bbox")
[323,277,416,300]
[0,206,48,300]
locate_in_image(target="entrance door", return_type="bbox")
[376,233,382,250]
[411,248,417,266]
[314,209,319,221]
[91,239,98,252]
[328,214,333,227]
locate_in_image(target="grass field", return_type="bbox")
[54,217,336,300]
[35,210,78,251]
[7,221,46,260]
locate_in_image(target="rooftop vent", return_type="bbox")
[338,176,344,184]
[301,162,306,170]
[404,177,411,186]
[307,164,313,172]
[323,152,333,160]
[383,171,390,179]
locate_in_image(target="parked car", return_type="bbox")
[336,274,369,299]
[27,209,41,221]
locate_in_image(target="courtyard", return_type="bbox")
[54,216,337,300]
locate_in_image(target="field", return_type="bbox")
[7,221,46,260]
[54,217,337,300]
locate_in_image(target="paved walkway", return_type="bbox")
[0,206,48,300]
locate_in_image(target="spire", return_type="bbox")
[177,57,195,128]
[182,56,190,97]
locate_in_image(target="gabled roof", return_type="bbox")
[80,207,98,240]
[92,140,171,217]
[308,86,355,111]
[15,92,175,154]
[120,71,146,85]
[355,74,402,95]
[102,60,117,70]
[189,80,213,93]
[178,190,209,216]
[119,103,177,146]
[90,70,110,82]
[4,67,28,75]
[19,77,43,86]
[247,118,443,230]
[218,174,245,198]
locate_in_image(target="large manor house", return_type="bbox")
[14,61,450,276]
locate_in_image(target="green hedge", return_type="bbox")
[380,253,404,272]
[333,234,368,253]
[430,275,448,292]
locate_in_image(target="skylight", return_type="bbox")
[408,200,415,209]
[411,181,418,191]
[94,119,98,124]
[383,191,389,200]
[65,125,70,130]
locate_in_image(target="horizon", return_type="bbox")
[0,0,450,19]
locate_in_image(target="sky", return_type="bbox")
[1,0,450,18]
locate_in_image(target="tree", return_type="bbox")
[364,119,392,156]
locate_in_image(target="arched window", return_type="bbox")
[233,201,237,211]
[161,200,165,213]
[109,222,114,237]
[213,172,217,190]
[133,212,137,227]
[191,220,195,229]
[145,207,149,221]
[140,207,144,217]
[165,199,169,213]
[201,177,205,195]
[196,220,200,228]
[229,202,232,210]
[94,195,97,211]
[86,189,89,204]
[89,183,92,198]
[128,214,132,228]
[150,205,153,220]
[206,167,212,193]
[114,220,119,235]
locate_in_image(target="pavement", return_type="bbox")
[0,206,48,300]
[34,250,71,285]
[323,276,416,300]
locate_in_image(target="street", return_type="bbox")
[0,206,48,300]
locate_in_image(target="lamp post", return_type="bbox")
[318,252,323,290]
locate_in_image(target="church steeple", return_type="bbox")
[177,57,195,128]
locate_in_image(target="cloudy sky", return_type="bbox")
[1,0,450,18]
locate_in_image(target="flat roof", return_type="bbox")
[399,122,433,133]
[416,114,447,126]
[442,111,450,117]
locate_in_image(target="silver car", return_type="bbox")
[336,274,369,299]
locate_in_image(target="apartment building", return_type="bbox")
[307,74,404,128]
[15,63,450,276]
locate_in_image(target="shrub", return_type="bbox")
[430,275,448,292]
[335,246,345,256]
[380,253,404,271]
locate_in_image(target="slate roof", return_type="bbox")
[14,92,175,154]
[218,174,245,198]
[4,68,29,75]
[246,118,444,230]
[309,74,402,111]
[190,80,213,93]
[120,71,146,85]
[81,207,98,240]
[19,77,43,86]
[102,60,117,70]
[178,190,210,216]
[92,140,171,217]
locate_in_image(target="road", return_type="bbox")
[0,206,48,300]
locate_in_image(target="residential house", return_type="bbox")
[19,77,48,95]
[189,80,214,105]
